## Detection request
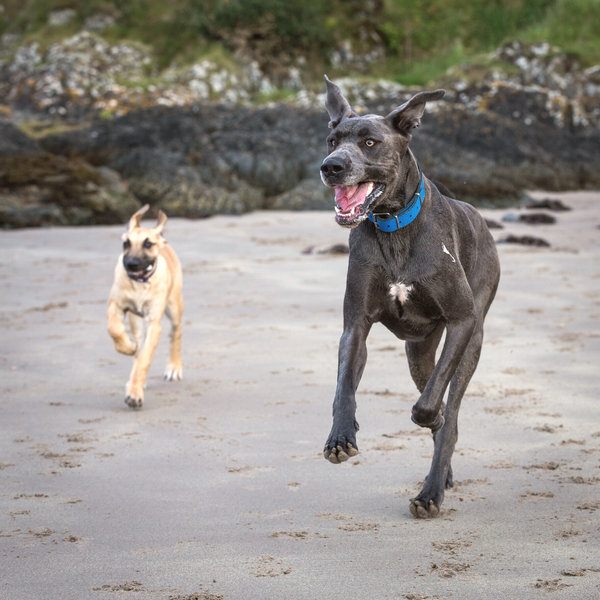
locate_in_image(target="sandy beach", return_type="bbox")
[1,191,599,600]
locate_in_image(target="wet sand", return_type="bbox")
[1,191,599,599]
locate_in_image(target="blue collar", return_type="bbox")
[368,161,425,232]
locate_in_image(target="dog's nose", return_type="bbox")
[125,258,141,271]
[321,156,348,178]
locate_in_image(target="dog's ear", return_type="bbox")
[128,204,150,231]
[386,89,445,138]
[324,75,358,129]
[154,209,167,234]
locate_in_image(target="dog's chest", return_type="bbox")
[122,286,154,317]
[378,277,443,340]
[389,282,413,304]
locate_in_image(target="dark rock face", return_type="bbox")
[38,104,330,217]
[13,89,600,225]
[0,123,140,228]
[409,104,600,205]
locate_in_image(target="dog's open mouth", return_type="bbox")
[334,182,385,226]
[126,263,155,281]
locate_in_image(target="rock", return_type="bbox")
[1,37,600,220]
[48,9,77,27]
[0,123,41,154]
[0,32,153,117]
[497,235,551,247]
[159,179,264,218]
[525,198,572,211]
[518,212,556,224]
[485,219,504,229]
[0,127,140,228]
[501,211,556,224]
[83,14,117,32]
[270,177,332,211]
[301,243,349,255]
[318,243,349,255]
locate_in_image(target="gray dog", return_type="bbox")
[320,76,500,518]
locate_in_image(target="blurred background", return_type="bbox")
[1,0,599,227]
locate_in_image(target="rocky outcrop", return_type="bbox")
[37,103,327,218]
[1,39,599,226]
[0,32,292,117]
[0,122,140,228]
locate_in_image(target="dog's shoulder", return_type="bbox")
[428,182,488,231]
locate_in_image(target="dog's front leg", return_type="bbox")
[324,319,372,464]
[411,312,476,432]
[125,317,162,408]
[107,301,137,355]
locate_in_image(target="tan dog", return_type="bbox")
[107,205,183,408]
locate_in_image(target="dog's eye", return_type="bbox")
[329,139,336,147]
[143,239,154,249]
[365,139,375,147]
[123,239,131,249]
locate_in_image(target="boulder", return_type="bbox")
[0,124,140,228]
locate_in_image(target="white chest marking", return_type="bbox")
[389,282,413,304]
[442,243,456,263]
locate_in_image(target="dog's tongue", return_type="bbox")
[334,184,369,213]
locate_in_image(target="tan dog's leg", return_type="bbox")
[128,313,145,357]
[125,318,162,408]
[107,301,136,355]
[164,295,183,381]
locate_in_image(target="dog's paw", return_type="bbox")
[125,382,143,408]
[125,395,143,409]
[164,364,182,381]
[323,420,360,464]
[115,338,137,356]
[411,409,445,433]
[409,498,441,519]
[323,443,359,464]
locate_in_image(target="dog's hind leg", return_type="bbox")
[164,295,183,381]
[405,321,454,488]
[409,322,484,518]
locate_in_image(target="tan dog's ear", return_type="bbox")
[128,204,150,231]
[154,210,167,234]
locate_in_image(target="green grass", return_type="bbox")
[520,0,600,64]
[2,0,599,87]
[392,42,470,87]
[255,87,298,104]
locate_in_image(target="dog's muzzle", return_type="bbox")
[124,257,156,282]
[320,156,349,180]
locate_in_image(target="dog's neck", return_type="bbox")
[402,151,422,207]
[374,150,421,215]
[397,150,422,210]
[368,151,424,233]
